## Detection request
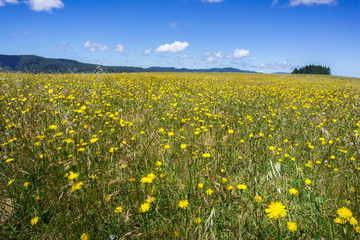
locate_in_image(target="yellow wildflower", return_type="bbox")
[139,203,150,213]
[237,184,247,190]
[265,201,287,220]
[287,221,297,232]
[114,206,122,213]
[194,217,201,224]
[8,179,14,185]
[336,207,352,221]
[31,216,39,226]
[72,181,83,191]
[288,188,299,196]
[305,179,312,185]
[206,189,213,195]
[80,233,90,240]
[178,200,189,209]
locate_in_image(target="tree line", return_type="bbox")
[292,64,331,75]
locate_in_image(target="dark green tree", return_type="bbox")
[292,65,331,75]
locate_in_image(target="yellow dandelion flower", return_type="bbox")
[227,185,234,191]
[155,161,162,166]
[90,138,98,143]
[49,125,57,130]
[194,217,201,224]
[254,196,263,202]
[31,216,39,226]
[77,148,85,152]
[206,189,214,195]
[198,183,204,189]
[180,144,187,149]
[336,207,352,220]
[80,233,90,240]
[178,200,189,209]
[305,161,313,168]
[228,129,234,134]
[139,203,150,213]
[140,177,153,184]
[334,217,347,224]
[114,206,122,213]
[288,188,299,196]
[202,153,211,158]
[72,181,83,191]
[237,184,247,190]
[349,217,358,226]
[147,173,156,179]
[265,201,287,220]
[221,177,227,183]
[305,179,312,185]
[23,182,30,187]
[287,221,297,232]
[8,179,14,185]
[269,146,275,151]
[68,171,79,180]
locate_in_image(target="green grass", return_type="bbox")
[0,72,359,239]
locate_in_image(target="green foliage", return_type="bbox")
[292,65,331,75]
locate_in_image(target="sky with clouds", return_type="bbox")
[0,0,359,77]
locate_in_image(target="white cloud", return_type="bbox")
[83,41,108,52]
[177,53,189,59]
[155,41,189,53]
[214,51,223,58]
[289,0,337,6]
[202,0,224,3]
[25,0,64,12]
[271,0,279,6]
[259,60,292,69]
[0,0,20,6]
[206,56,217,64]
[57,41,72,48]
[115,44,124,53]
[143,48,152,55]
[202,51,223,64]
[169,22,178,29]
[229,48,250,58]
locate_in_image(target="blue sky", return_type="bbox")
[0,0,359,77]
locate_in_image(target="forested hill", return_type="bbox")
[0,54,257,74]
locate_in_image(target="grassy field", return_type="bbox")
[0,72,359,239]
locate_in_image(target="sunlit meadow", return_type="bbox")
[1,72,359,239]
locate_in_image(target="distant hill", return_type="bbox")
[272,72,290,74]
[0,54,257,74]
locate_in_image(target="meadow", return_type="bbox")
[0,72,359,239]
